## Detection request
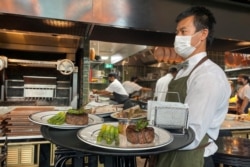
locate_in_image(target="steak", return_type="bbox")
[65,112,88,125]
[126,125,155,144]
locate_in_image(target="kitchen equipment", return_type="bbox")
[2,57,78,107]
[23,76,57,100]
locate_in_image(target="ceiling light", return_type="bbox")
[43,19,75,28]
[101,56,109,60]
[237,41,250,46]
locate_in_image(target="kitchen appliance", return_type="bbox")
[0,56,78,107]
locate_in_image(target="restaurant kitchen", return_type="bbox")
[0,0,250,166]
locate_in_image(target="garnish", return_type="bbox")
[135,119,148,131]
[67,108,86,114]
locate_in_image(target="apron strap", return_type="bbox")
[188,56,208,76]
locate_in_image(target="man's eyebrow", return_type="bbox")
[176,27,187,32]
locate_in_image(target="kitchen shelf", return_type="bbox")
[7,86,24,88]
[228,77,238,80]
[225,66,250,72]
[90,61,104,64]
[57,87,71,89]
[55,97,69,99]
[90,61,104,68]
[89,82,107,84]
[138,79,157,82]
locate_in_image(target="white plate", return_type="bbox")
[110,111,147,120]
[28,111,103,129]
[77,122,173,151]
[90,106,123,117]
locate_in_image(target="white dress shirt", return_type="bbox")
[122,81,142,94]
[237,84,250,100]
[154,73,173,101]
[175,52,231,157]
[106,79,128,96]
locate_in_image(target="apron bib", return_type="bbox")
[157,57,209,167]
[113,92,133,109]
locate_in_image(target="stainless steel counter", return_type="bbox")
[221,120,250,130]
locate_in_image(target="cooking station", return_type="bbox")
[0,53,79,166]
[1,57,78,106]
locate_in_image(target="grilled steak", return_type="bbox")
[65,112,88,125]
[126,125,155,144]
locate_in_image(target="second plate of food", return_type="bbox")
[110,109,147,120]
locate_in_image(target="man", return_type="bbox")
[156,6,231,167]
[122,76,151,98]
[92,72,133,109]
[154,67,178,101]
[236,74,250,114]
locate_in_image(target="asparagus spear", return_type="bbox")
[47,112,66,125]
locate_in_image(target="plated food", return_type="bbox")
[96,124,119,145]
[29,110,103,129]
[47,108,89,125]
[237,114,250,122]
[110,105,147,120]
[77,121,173,150]
[87,105,123,117]
[126,119,155,144]
[65,109,89,125]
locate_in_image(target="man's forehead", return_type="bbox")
[176,16,195,30]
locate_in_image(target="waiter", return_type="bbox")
[92,72,133,109]
[236,74,250,114]
[156,6,231,167]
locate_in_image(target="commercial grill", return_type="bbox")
[0,57,78,106]
[23,76,57,100]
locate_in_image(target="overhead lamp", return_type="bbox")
[237,41,250,46]
[101,56,109,60]
[43,19,75,28]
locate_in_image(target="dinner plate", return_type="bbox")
[87,106,123,117]
[77,122,173,151]
[110,111,147,120]
[28,111,103,129]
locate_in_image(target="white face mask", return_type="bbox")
[174,32,200,58]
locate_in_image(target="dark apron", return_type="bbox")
[157,57,209,167]
[113,92,133,110]
[237,94,250,114]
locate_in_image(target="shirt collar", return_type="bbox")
[175,52,207,78]
[185,52,207,68]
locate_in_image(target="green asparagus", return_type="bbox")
[47,112,66,125]
[96,124,119,145]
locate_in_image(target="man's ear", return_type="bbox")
[201,29,208,41]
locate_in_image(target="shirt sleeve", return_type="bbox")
[243,86,250,99]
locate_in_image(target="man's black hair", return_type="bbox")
[130,76,138,82]
[175,6,216,46]
[108,72,117,78]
